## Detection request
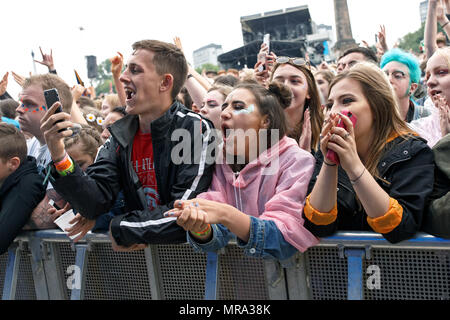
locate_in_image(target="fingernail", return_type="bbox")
[178,201,183,207]
[195,202,199,207]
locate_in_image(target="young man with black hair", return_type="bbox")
[337,47,379,74]
[42,40,216,250]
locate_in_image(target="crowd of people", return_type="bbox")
[0,0,449,267]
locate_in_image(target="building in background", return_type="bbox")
[193,44,223,69]
[420,0,428,24]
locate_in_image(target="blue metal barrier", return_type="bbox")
[1,230,450,300]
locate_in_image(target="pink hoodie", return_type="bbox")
[198,136,319,252]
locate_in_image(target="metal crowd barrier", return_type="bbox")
[1,230,449,300]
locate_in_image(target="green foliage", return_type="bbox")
[195,63,220,74]
[397,23,425,54]
[94,59,115,96]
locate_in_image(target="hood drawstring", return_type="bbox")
[233,171,243,212]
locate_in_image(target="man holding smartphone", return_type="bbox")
[41,40,216,250]
[16,73,73,229]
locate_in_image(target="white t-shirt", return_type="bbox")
[27,137,53,190]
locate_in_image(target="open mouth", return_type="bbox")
[124,87,136,101]
[430,89,442,98]
[221,124,232,140]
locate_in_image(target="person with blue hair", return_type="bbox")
[381,48,432,123]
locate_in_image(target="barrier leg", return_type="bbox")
[2,245,20,300]
[345,248,365,300]
[29,237,50,299]
[70,244,89,300]
[204,252,219,300]
[144,245,161,300]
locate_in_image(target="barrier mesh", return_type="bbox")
[84,243,152,300]
[154,244,207,300]
[0,252,8,295]
[15,243,36,300]
[218,246,269,300]
[306,246,348,300]
[363,248,450,300]
[55,242,76,299]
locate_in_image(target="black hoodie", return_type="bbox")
[0,156,46,254]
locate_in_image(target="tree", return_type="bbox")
[397,23,425,54]
[195,63,220,74]
[94,59,115,96]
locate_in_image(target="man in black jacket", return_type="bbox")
[41,40,216,249]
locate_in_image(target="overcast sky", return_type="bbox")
[2,0,425,98]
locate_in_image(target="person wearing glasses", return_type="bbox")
[381,48,432,123]
[302,62,434,244]
[269,57,324,153]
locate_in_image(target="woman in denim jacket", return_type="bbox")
[165,81,319,261]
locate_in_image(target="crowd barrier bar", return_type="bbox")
[1,230,450,300]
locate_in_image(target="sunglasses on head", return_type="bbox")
[276,57,311,70]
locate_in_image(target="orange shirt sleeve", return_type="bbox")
[367,198,403,234]
[304,194,338,226]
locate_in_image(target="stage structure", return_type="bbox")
[218,5,333,70]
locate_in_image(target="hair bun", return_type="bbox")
[268,81,292,109]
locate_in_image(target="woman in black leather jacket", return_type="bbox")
[303,62,435,244]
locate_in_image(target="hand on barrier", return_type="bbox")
[108,222,148,252]
[65,213,96,243]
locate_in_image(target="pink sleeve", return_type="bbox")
[259,150,319,252]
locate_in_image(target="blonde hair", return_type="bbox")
[104,94,121,109]
[329,62,415,179]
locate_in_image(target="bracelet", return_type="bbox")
[323,160,337,167]
[191,224,212,237]
[54,153,75,176]
[441,20,450,28]
[350,167,366,185]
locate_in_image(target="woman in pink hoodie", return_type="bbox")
[164,81,319,260]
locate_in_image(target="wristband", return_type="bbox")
[323,160,337,167]
[191,224,212,237]
[54,153,75,176]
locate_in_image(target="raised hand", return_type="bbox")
[34,47,55,71]
[173,36,184,52]
[0,72,8,96]
[11,71,26,88]
[110,52,124,79]
[299,109,312,152]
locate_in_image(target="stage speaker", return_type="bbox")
[86,55,98,79]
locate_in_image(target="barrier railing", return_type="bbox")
[1,230,449,300]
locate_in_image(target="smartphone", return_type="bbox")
[44,88,65,132]
[44,88,62,113]
[325,110,357,165]
[258,34,271,72]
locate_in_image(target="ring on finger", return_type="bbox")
[344,132,350,140]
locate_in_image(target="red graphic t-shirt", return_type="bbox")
[132,130,160,211]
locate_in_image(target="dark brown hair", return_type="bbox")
[235,81,289,147]
[270,62,324,151]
